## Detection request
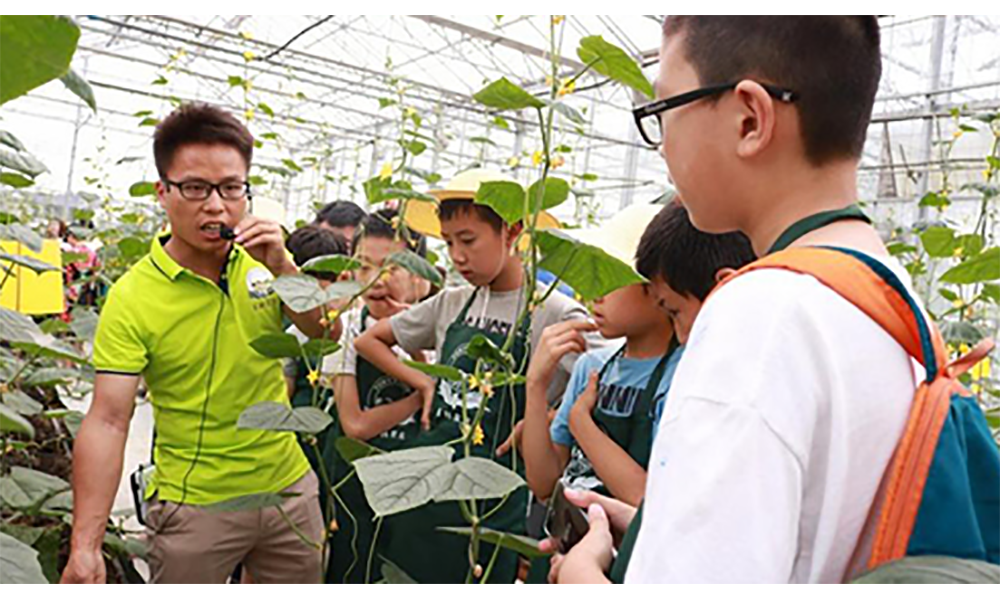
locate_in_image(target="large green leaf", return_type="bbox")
[334,437,384,464]
[250,333,303,359]
[473,77,546,111]
[0,222,44,252]
[0,466,70,509]
[2,389,43,416]
[528,177,570,212]
[59,68,96,111]
[380,560,418,584]
[388,250,443,286]
[941,320,987,345]
[0,147,47,178]
[0,15,80,105]
[0,531,48,584]
[475,180,526,225]
[852,556,1000,584]
[302,338,341,361]
[302,254,361,275]
[919,226,956,258]
[434,457,525,502]
[0,306,44,343]
[68,306,99,343]
[940,247,1000,285]
[0,172,34,188]
[237,402,333,435]
[466,334,512,369]
[0,403,35,438]
[23,367,79,387]
[402,360,463,382]
[273,275,362,313]
[577,35,653,99]
[128,181,156,197]
[9,339,87,364]
[0,251,58,274]
[0,130,27,152]
[438,526,546,559]
[536,229,645,301]
[552,101,586,125]
[0,524,44,547]
[354,446,456,517]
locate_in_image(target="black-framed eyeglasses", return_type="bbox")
[163,179,251,202]
[632,82,798,147]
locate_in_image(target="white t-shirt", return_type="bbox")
[626,256,922,584]
[327,307,419,377]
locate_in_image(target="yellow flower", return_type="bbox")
[242,79,253,92]
[403,106,417,119]
[959,343,971,355]
[551,15,565,25]
[307,369,320,387]
[557,78,576,97]
[239,31,254,41]
[506,156,520,168]
[242,50,256,62]
[379,163,393,180]
[472,424,485,446]
[971,383,982,395]
[532,150,544,166]
[952,130,962,139]
[469,373,494,399]
[953,246,964,258]
[244,108,255,122]
[327,308,341,323]
[551,156,566,169]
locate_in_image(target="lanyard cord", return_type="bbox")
[767,205,871,255]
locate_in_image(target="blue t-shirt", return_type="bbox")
[550,342,684,447]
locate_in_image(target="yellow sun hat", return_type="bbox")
[563,203,664,268]
[404,168,561,239]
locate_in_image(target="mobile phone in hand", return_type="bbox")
[544,480,590,553]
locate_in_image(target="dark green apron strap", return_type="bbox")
[767,204,871,255]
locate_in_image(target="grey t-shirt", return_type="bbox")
[390,285,608,404]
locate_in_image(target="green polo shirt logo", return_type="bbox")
[93,234,309,505]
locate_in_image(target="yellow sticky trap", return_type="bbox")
[0,239,64,315]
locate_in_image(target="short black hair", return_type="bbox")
[353,208,427,258]
[315,201,366,229]
[663,16,881,165]
[636,202,756,301]
[153,103,253,179]
[438,199,504,233]
[285,224,348,280]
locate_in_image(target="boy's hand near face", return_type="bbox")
[568,371,600,436]
[526,320,598,396]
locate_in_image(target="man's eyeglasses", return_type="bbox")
[163,179,251,202]
[632,82,797,147]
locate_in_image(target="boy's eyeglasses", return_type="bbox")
[632,82,797,148]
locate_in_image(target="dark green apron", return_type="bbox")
[608,205,872,582]
[328,308,422,583]
[383,288,531,583]
[562,344,675,497]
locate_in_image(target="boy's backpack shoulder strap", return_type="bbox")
[716,246,947,381]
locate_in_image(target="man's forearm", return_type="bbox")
[341,393,421,441]
[69,416,129,552]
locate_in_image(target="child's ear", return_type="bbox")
[505,223,524,248]
[715,267,737,284]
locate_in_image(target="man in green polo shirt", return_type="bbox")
[61,103,336,584]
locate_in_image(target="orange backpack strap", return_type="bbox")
[717,246,948,380]
[716,246,969,569]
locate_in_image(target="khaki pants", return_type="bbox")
[146,471,324,584]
